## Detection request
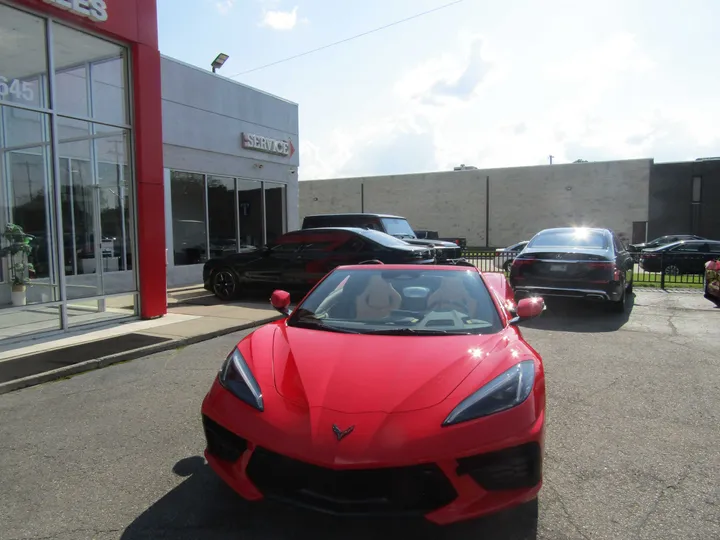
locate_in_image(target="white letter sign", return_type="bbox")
[43,0,109,23]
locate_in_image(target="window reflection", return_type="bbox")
[53,23,128,124]
[0,5,48,108]
[264,182,287,245]
[171,172,207,265]
[238,179,263,249]
[208,176,236,259]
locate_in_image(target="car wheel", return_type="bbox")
[664,264,681,276]
[503,260,512,272]
[212,268,239,301]
[626,274,634,294]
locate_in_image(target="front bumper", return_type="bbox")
[201,380,544,525]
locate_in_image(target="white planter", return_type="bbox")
[11,287,27,307]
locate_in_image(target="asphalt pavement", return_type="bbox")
[0,290,718,540]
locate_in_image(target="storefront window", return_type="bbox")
[0,4,136,336]
[171,172,207,266]
[0,5,48,109]
[53,23,128,124]
[237,179,264,248]
[264,182,287,245]
[208,176,236,259]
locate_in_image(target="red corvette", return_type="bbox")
[201,264,546,525]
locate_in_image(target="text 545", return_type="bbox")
[0,77,36,102]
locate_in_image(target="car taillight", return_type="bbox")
[511,258,536,268]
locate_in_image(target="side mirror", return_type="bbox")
[270,290,291,316]
[510,297,545,324]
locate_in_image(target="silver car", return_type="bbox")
[494,241,529,271]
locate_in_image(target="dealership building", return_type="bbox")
[0,0,299,345]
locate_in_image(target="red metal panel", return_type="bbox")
[133,42,166,318]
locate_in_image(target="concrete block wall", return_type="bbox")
[299,159,652,247]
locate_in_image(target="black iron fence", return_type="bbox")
[460,249,713,290]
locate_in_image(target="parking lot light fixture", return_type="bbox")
[211,53,229,73]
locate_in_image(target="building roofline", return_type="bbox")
[159,54,299,107]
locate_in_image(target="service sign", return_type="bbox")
[242,132,295,158]
[43,0,108,23]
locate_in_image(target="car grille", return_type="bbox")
[202,415,248,462]
[437,247,462,260]
[455,443,542,491]
[246,447,457,516]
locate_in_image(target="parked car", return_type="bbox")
[414,229,468,249]
[203,227,435,301]
[301,213,466,262]
[639,240,720,275]
[627,234,705,252]
[201,263,546,526]
[494,241,529,271]
[704,257,720,302]
[509,227,634,312]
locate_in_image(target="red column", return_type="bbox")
[132,42,166,319]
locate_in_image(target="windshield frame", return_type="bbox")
[286,267,503,336]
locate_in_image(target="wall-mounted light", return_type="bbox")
[211,53,229,73]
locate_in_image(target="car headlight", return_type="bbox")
[218,348,264,411]
[443,361,535,426]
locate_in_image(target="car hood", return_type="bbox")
[271,326,508,413]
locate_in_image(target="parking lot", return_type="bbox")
[0,290,718,540]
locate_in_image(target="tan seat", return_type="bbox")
[427,275,478,316]
[355,275,402,320]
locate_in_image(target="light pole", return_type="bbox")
[211,53,229,73]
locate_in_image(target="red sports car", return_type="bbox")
[201,264,546,525]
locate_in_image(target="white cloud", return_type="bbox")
[300,30,718,181]
[260,6,301,31]
[215,0,235,15]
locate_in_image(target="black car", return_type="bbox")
[301,213,465,261]
[627,234,705,252]
[203,227,435,301]
[509,227,634,312]
[639,240,720,275]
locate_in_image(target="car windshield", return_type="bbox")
[287,268,503,335]
[528,229,608,249]
[380,218,416,238]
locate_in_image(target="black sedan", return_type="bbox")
[203,227,436,300]
[639,240,720,275]
[627,234,705,252]
[509,227,634,312]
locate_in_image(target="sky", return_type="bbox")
[156,0,720,181]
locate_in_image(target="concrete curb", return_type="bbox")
[0,315,282,397]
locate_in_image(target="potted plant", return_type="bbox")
[1,223,35,306]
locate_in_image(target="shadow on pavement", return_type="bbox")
[519,294,635,333]
[121,456,538,540]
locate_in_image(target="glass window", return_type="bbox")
[360,229,413,248]
[171,172,207,265]
[288,268,503,335]
[0,5,48,108]
[237,179,263,248]
[53,23,128,124]
[380,218,416,237]
[208,176,236,259]
[529,229,608,249]
[692,176,702,203]
[0,106,59,304]
[264,182,286,244]
[672,243,703,253]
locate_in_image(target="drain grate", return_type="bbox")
[0,333,172,384]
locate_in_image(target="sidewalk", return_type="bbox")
[0,286,281,395]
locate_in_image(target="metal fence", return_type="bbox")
[461,250,711,290]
